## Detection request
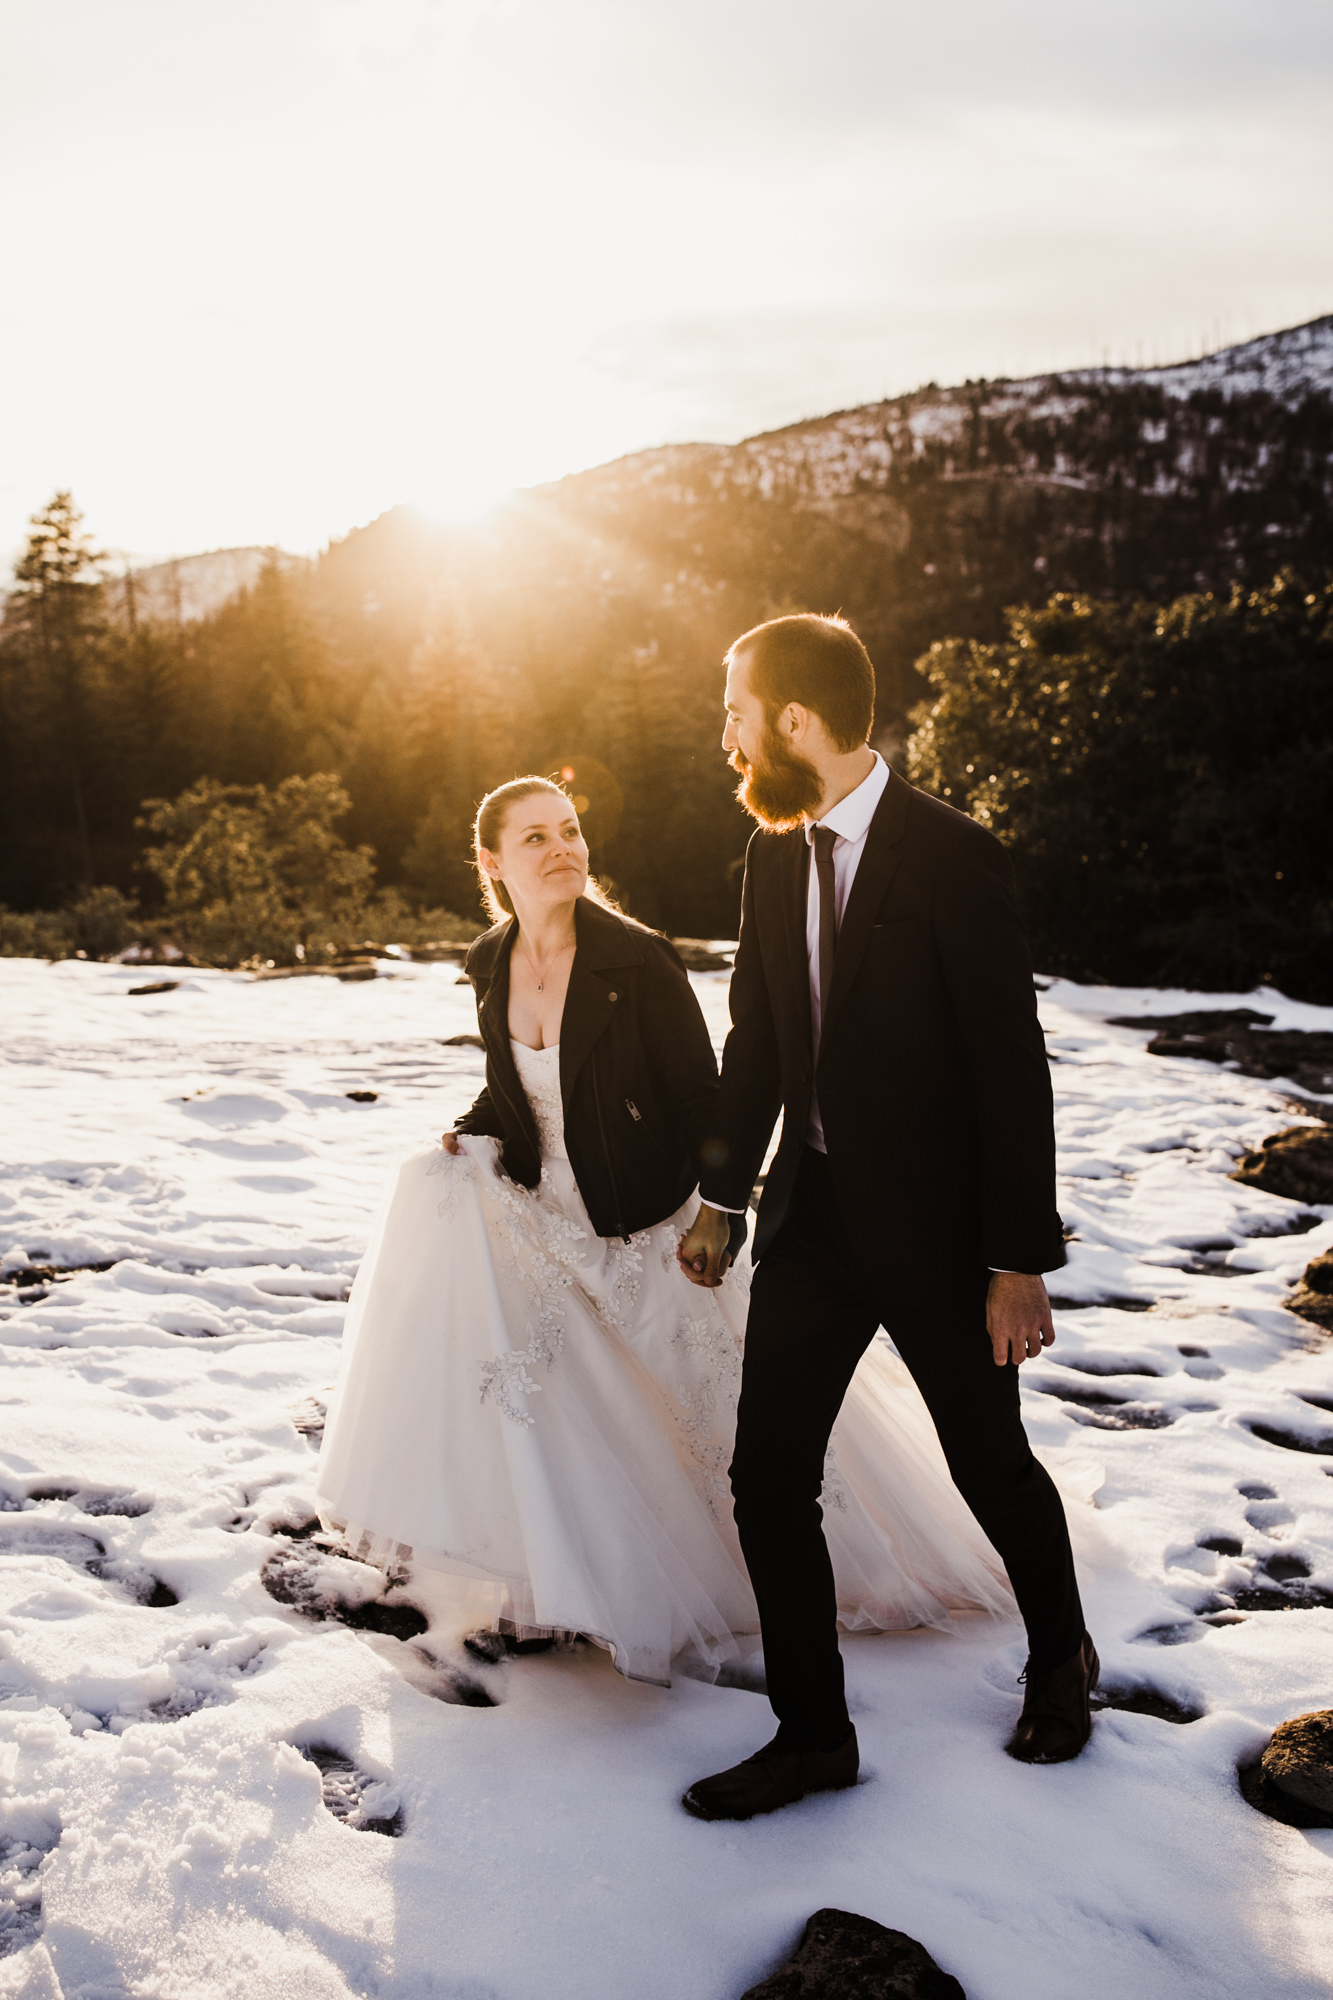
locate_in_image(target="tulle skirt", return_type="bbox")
[315,1135,1019,1686]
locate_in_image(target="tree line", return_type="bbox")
[1,490,1329,998]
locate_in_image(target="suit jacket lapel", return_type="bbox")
[779,828,813,1049]
[821,773,909,1046]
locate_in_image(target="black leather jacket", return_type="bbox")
[455,897,740,1244]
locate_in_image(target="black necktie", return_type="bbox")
[813,823,838,1048]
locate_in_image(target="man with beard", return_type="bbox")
[677,612,1094,1822]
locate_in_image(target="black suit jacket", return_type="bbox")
[699,770,1065,1276]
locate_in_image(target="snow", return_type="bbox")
[1064,314,1333,409]
[1,955,1331,1999]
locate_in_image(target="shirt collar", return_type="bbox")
[805,751,890,847]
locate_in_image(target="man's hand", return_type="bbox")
[677,1203,732,1288]
[440,1130,461,1154]
[986,1271,1054,1366]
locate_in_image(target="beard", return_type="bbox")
[731,727,823,831]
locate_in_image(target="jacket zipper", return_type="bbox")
[592,1059,628,1240]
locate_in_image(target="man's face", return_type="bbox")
[723,648,822,831]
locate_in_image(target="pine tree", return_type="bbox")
[0,492,109,889]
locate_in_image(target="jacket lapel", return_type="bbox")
[474,921,540,1148]
[820,772,910,1046]
[558,899,646,1100]
[778,828,813,1048]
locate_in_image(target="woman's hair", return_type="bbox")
[726,612,875,752]
[472,775,620,927]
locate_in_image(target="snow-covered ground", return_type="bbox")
[1,956,1330,2000]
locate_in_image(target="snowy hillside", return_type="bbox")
[572,313,1333,514]
[109,548,274,626]
[1,958,1331,1998]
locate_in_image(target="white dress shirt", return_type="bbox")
[804,752,890,1150]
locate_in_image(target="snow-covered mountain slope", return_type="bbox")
[0,957,1330,1999]
[110,547,273,625]
[561,314,1333,518]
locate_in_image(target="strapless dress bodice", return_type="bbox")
[511,1039,566,1160]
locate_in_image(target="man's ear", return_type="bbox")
[783,701,812,742]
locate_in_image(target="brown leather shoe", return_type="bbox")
[1005,1632,1100,1764]
[682,1730,859,1822]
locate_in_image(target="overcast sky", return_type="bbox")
[1,0,1330,562]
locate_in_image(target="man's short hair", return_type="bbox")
[727,613,875,752]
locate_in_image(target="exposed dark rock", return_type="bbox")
[344,1089,378,1102]
[0,1258,116,1305]
[440,1033,484,1048]
[1261,1710,1333,1814]
[671,938,734,971]
[1239,1759,1333,1828]
[740,1909,966,2000]
[1198,1535,1243,1556]
[404,943,468,963]
[1111,1011,1333,1097]
[1300,1256,1333,1297]
[126,979,180,996]
[1287,1251,1333,1331]
[249,960,378,983]
[1047,1293,1154,1312]
[1230,1126,1333,1206]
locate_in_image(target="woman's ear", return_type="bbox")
[478,847,502,882]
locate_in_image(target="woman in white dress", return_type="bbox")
[315,776,1016,1687]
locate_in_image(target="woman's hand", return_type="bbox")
[677,1203,732,1288]
[440,1131,461,1154]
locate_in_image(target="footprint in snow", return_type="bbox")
[296,1745,403,1836]
[259,1531,497,1708]
[0,1819,60,1960]
[0,1519,178,1607]
[2,1478,151,1519]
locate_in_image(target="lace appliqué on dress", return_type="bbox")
[426,1146,478,1220]
[668,1306,742,1516]
[478,1181,587,1428]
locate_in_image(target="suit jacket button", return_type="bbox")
[608,991,618,1002]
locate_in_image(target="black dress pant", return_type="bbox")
[730,1146,1085,1750]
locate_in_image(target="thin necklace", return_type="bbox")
[518,937,574,993]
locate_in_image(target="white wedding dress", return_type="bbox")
[316,1039,1018,1685]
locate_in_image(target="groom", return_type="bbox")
[678,612,1095,1822]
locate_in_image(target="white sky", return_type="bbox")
[1,0,1330,563]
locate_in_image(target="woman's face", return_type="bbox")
[482,793,589,914]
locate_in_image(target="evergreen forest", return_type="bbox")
[2,328,1331,998]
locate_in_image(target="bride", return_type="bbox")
[315,775,1016,1686]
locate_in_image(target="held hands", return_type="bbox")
[677,1202,732,1289]
[986,1271,1055,1366]
[440,1131,461,1154]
